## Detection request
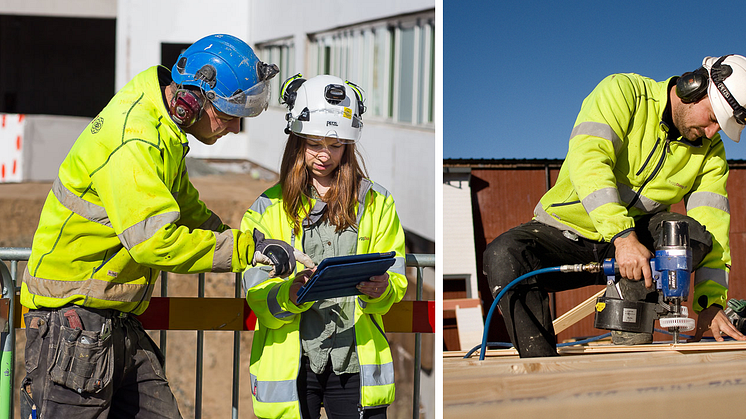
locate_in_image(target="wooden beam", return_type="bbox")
[443,298,481,311]
[445,351,746,411]
[558,340,746,354]
[552,288,605,334]
[445,382,746,418]
[445,344,746,375]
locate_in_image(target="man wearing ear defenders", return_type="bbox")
[484,54,746,358]
[18,34,313,418]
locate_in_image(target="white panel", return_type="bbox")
[0,0,116,17]
[443,179,479,296]
[455,306,484,351]
[0,114,25,183]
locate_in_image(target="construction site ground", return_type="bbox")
[1,166,434,419]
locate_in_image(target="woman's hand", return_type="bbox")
[691,305,746,342]
[356,273,390,299]
[289,268,315,304]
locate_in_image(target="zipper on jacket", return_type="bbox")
[627,137,670,209]
[635,138,660,176]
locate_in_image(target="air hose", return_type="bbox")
[477,262,605,360]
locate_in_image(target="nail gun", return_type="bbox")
[593,220,696,344]
[725,298,746,333]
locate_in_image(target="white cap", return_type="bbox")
[703,55,746,143]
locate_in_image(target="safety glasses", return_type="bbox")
[209,79,272,118]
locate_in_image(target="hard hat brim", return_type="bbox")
[708,81,744,143]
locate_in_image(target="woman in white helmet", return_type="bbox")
[241,74,407,419]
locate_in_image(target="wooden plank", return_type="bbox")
[445,347,746,376]
[558,340,746,354]
[551,288,605,334]
[443,298,481,311]
[444,352,746,410]
[445,383,746,419]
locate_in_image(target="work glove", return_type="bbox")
[252,229,314,278]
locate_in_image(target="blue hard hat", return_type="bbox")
[172,34,279,118]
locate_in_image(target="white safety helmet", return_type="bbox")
[279,74,365,143]
[703,54,746,143]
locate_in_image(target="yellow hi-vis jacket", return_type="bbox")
[21,66,254,315]
[241,179,407,419]
[534,73,730,312]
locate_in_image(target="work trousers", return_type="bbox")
[21,305,182,419]
[298,356,387,419]
[483,212,712,358]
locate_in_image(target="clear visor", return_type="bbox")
[296,132,356,145]
[209,79,271,118]
[288,107,362,143]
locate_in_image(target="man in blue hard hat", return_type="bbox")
[19,34,313,418]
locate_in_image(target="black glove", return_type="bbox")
[252,229,314,278]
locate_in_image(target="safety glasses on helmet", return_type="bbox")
[295,132,357,145]
[208,79,272,118]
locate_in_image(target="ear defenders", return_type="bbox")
[280,73,306,109]
[344,80,366,118]
[676,67,710,103]
[676,55,746,125]
[169,88,204,127]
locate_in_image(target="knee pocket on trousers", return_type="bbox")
[137,327,167,380]
[20,380,35,419]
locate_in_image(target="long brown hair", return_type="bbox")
[279,133,368,235]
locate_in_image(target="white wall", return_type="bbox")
[116,0,436,242]
[443,172,479,298]
[0,0,116,17]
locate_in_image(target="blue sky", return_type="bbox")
[443,0,746,160]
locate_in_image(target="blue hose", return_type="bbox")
[479,266,562,360]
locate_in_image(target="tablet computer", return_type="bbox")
[296,251,397,304]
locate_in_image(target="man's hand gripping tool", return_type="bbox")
[592,220,696,344]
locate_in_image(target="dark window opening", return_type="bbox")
[0,15,115,118]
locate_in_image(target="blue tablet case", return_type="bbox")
[296,251,396,304]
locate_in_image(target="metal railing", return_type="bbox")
[0,249,434,419]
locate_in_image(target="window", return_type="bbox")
[0,15,115,117]
[256,39,296,107]
[307,10,435,126]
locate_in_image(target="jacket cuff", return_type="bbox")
[610,227,635,244]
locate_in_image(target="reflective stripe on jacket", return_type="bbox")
[20,66,253,315]
[241,179,407,418]
[534,73,730,312]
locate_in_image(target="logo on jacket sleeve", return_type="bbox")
[91,116,104,134]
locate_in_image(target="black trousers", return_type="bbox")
[21,306,181,419]
[298,356,387,419]
[482,212,712,358]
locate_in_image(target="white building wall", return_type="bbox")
[0,0,116,18]
[443,172,479,298]
[116,0,435,242]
